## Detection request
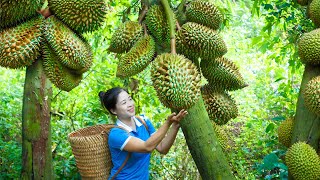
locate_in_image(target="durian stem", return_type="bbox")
[160,0,176,54]
[138,5,149,24]
[143,23,148,35]
[176,20,181,31]
[38,8,52,18]
[38,1,51,19]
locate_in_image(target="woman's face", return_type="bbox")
[112,90,135,119]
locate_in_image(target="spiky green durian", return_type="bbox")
[303,76,320,115]
[186,0,223,30]
[145,5,175,47]
[286,142,320,180]
[42,43,82,92]
[176,22,227,63]
[0,16,43,69]
[151,53,201,109]
[277,118,293,148]
[201,57,247,91]
[48,0,107,33]
[108,21,143,53]
[116,35,155,78]
[309,0,320,27]
[298,28,320,65]
[201,85,238,125]
[212,122,229,152]
[0,0,42,29]
[43,16,93,72]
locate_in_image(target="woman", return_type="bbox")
[98,87,188,180]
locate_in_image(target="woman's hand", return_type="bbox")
[167,109,188,123]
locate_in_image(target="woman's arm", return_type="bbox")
[123,110,187,153]
[155,122,180,154]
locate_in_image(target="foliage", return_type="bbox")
[0,68,24,179]
[255,150,288,179]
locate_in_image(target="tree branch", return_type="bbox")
[161,0,176,54]
[138,5,149,24]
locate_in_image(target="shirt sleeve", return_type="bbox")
[141,115,156,135]
[108,128,131,151]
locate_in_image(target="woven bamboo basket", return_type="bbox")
[68,124,116,179]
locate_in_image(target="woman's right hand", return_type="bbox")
[167,109,188,123]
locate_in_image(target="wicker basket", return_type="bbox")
[68,124,116,179]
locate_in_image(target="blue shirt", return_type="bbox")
[108,115,156,180]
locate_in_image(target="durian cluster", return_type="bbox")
[0,0,107,91]
[108,0,246,113]
[297,0,320,114]
[109,0,246,116]
[176,0,245,125]
[284,2,320,179]
[108,3,202,110]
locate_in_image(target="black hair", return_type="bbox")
[98,87,127,115]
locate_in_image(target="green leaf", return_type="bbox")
[265,123,275,133]
[264,4,273,10]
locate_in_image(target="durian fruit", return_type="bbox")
[0,16,43,69]
[309,0,320,27]
[201,57,247,91]
[0,0,42,29]
[43,16,93,73]
[108,21,143,53]
[201,85,238,125]
[298,28,320,65]
[186,0,223,30]
[303,76,320,115]
[176,22,227,63]
[116,35,155,78]
[42,43,82,92]
[297,0,309,6]
[151,53,201,109]
[212,122,229,152]
[48,0,107,33]
[285,142,320,180]
[145,5,175,47]
[277,118,294,148]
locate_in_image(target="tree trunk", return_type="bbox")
[291,65,320,149]
[289,65,320,180]
[21,59,53,179]
[179,97,235,180]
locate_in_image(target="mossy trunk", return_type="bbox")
[289,65,320,179]
[179,97,235,180]
[21,59,53,179]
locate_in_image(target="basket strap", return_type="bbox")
[110,152,131,180]
[135,115,150,135]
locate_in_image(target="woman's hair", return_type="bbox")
[98,87,127,115]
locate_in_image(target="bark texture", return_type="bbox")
[21,59,52,179]
[179,97,235,180]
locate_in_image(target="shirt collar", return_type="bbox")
[116,117,142,132]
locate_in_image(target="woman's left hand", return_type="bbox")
[167,109,188,123]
